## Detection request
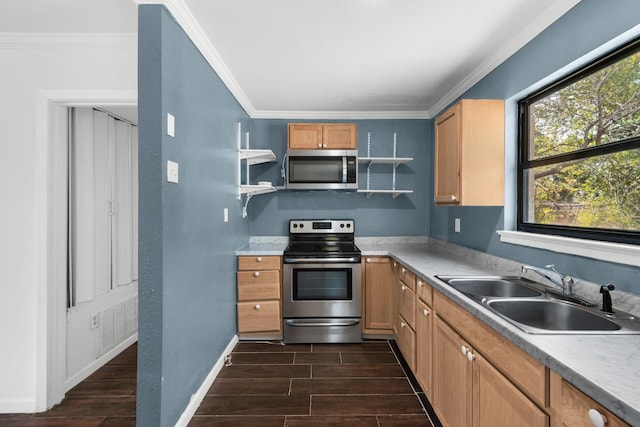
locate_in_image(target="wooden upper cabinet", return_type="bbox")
[434,99,504,206]
[288,123,357,150]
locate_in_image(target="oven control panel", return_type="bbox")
[289,219,354,234]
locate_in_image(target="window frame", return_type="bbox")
[517,36,640,245]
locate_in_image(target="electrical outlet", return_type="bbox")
[454,218,461,233]
[90,314,99,329]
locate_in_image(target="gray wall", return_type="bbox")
[248,119,431,236]
[137,6,250,426]
[430,0,640,294]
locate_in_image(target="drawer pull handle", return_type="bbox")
[256,257,262,262]
[254,271,260,277]
[423,309,430,316]
[254,304,261,310]
[588,409,607,427]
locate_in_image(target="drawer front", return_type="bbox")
[398,282,416,328]
[397,265,416,291]
[237,270,280,301]
[237,300,281,333]
[395,314,416,371]
[238,255,281,271]
[416,278,432,305]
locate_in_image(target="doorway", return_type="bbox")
[34,91,137,411]
[65,107,139,390]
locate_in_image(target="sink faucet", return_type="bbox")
[521,264,575,296]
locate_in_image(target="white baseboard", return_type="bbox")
[64,334,138,392]
[0,398,37,414]
[175,334,239,427]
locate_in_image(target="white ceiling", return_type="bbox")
[3,0,581,119]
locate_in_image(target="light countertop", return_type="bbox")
[236,236,640,425]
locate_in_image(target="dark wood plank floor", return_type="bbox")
[0,340,440,426]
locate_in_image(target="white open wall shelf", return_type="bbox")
[236,122,277,217]
[358,132,413,198]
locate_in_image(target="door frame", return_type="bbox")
[35,90,137,410]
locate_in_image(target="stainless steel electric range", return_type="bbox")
[282,219,362,344]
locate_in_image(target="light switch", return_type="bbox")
[167,160,179,183]
[167,113,175,137]
[224,208,229,223]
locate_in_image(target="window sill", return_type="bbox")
[497,230,640,267]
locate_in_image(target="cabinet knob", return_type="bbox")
[400,321,406,328]
[401,285,407,292]
[254,304,261,310]
[366,258,372,263]
[393,262,397,267]
[402,268,406,273]
[318,143,322,148]
[467,351,475,362]
[254,271,260,277]
[461,345,468,356]
[418,280,424,287]
[588,409,607,427]
[423,308,430,316]
[256,257,262,262]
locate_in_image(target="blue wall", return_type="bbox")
[248,119,431,236]
[137,6,251,426]
[430,0,640,293]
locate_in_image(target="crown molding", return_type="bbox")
[251,110,430,120]
[0,32,137,50]
[137,0,257,117]
[426,0,581,118]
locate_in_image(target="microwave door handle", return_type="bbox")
[342,156,347,183]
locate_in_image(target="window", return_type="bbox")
[518,37,640,245]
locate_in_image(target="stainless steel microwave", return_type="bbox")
[286,149,358,190]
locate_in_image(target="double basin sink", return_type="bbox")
[436,276,640,334]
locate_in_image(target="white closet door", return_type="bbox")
[71,109,111,303]
[112,118,135,288]
[70,108,137,304]
[93,111,112,297]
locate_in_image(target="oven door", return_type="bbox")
[283,261,361,318]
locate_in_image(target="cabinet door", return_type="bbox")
[395,314,416,371]
[433,316,473,427]
[475,352,549,427]
[556,379,628,427]
[288,123,323,149]
[323,124,357,149]
[416,299,433,398]
[363,257,395,332]
[434,103,461,205]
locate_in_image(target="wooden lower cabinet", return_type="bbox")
[475,351,549,427]
[550,371,629,427]
[362,256,395,333]
[433,316,474,427]
[433,315,548,427]
[394,313,416,371]
[415,298,433,399]
[236,255,282,338]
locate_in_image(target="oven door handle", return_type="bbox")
[284,257,360,264]
[285,319,360,327]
